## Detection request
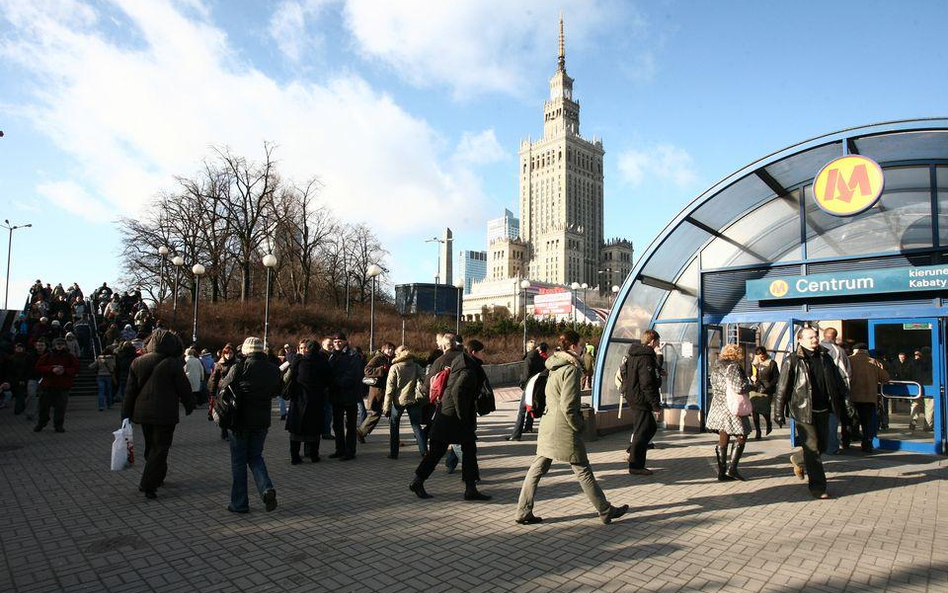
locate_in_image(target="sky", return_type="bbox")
[2,0,948,306]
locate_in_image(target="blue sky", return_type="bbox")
[2,0,948,305]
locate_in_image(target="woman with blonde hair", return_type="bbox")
[706,343,752,481]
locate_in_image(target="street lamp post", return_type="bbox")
[611,284,620,304]
[520,279,531,355]
[581,282,588,327]
[570,281,581,329]
[171,255,184,319]
[262,254,278,349]
[157,246,169,310]
[191,263,206,345]
[2,220,32,309]
[367,264,382,352]
[454,278,465,334]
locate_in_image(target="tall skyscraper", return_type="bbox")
[487,208,520,244]
[519,16,604,286]
[457,250,487,294]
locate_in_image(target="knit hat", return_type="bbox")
[241,337,264,355]
[332,331,347,341]
[53,337,67,347]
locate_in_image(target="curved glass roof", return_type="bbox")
[595,118,948,411]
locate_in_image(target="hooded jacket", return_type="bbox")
[121,330,194,425]
[536,350,589,464]
[383,350,424,413]
[219,351,282,432]
[619,342,661,412]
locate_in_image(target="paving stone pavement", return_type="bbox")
[0,393,946,593]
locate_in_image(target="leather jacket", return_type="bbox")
[773,345,849,425]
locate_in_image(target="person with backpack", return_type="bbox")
[619,329,662,476]
[507,341,548,441]
[409,334,490,501]
[284,340,332,464]
[382,346,427,458]
[515,330,629,525]
[121,330,194,500]
[218,337,282,513]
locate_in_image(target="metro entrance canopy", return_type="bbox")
[594,118,948,453]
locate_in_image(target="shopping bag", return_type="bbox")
[726,384,753,417]
[110,419,135,471]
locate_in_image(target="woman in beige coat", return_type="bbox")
[514,330,629,526]
[383,346,428,459]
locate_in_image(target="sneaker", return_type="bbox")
[263,489,278,512]
[601,504,630,524]
[515,513,543,525]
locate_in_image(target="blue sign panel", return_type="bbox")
[746,264,948,301]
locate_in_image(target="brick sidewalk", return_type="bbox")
[0,395,946,593]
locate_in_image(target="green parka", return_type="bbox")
[536,350,588,465]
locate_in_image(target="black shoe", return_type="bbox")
[291,457,303,465]
[328,452,343,459]
[54,427,65,433]
[646,442,655,450]
[506,435,521,441]
[515,513,543,525]
[410,478,432,499]
[263,489,277,512]
[601,504,630,524]
[33,425,43,432]
[464,488,492,501]
[144,490,157,500]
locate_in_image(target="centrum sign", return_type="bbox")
[746,264,948,301]
[813,155,885,216]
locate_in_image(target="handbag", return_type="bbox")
[361,377,378,386]
[212,384,238,429]
[726,382,753,417]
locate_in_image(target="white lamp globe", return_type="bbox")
[192,264,206,276]
[262,254,278,268]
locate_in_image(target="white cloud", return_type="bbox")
[36,181,112,223]
[618,143,698,189]
[0,0,496,241]
[341,0,634,99]
[452,129,507,166]
[269,0,333,63]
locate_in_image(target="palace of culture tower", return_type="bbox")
[460,16,633,321]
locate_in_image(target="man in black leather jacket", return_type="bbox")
[773,327,849,499]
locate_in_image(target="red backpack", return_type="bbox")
[429,366,451,404]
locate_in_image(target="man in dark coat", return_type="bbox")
[773,326,849,500]
[357,342,395,442]
[285,341,332,464]
[33,337,80,433]
[410,335,490,501]
[219,337,282,513]
[328,332,364,461]
[121,329,194,499]
[619,329,662,475]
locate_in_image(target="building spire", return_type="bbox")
[558,13,565,71]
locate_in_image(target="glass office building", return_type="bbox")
[594,119,948,455]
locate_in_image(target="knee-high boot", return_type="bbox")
[715,445,732,481]
[726,442,746,481]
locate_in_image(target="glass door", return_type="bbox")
[868,318,942,453]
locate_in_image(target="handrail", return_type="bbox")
[880,380,925,400]
[86,298,103,357]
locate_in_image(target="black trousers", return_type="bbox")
[140,423,176,492]
[416,440,479,485]
[791,411,829,494]
[627,408,657,469]
[37,388,69,429]
[854,403,877,446]
[333,403,358,456]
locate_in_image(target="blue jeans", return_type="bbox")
[228,429,273,512]
[390,405,427,457]
[826,413,839,454]
[445,444,463,472]
[357,399,367,425]
[278,397,287,417]
[96,376,113,409]
[510,392,534,438]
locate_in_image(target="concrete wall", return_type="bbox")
[483,361,523,387]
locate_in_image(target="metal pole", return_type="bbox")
[522,287,527,355]
[173,268,179,319]
[158,257,165,310]
[572,289,577,330]
[455,286,461,334]
[369,276,376,352]
[401,317,406,346]
[3,227,12,310]
[264,267,272,349]
[344,249,350,318]
[191,275,200,345]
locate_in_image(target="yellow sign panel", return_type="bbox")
[813,155,884,216]
[769,279,789,298]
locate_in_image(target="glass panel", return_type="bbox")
[657,257,699,320]
[611,281,665,339]
[853,131,948,163]
[652,322,699,407]
[640,222,710,283]
[937,167,948,244]
[690,174,773,230]
[872,321,937,445]
[804,167,933,259]
[764,142,842,189]
[599,341,629,409]
[700,191,801,269]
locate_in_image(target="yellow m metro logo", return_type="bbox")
[813,155,884,216]
[769,279,789,298]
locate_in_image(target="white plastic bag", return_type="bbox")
[110,419,135,471]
